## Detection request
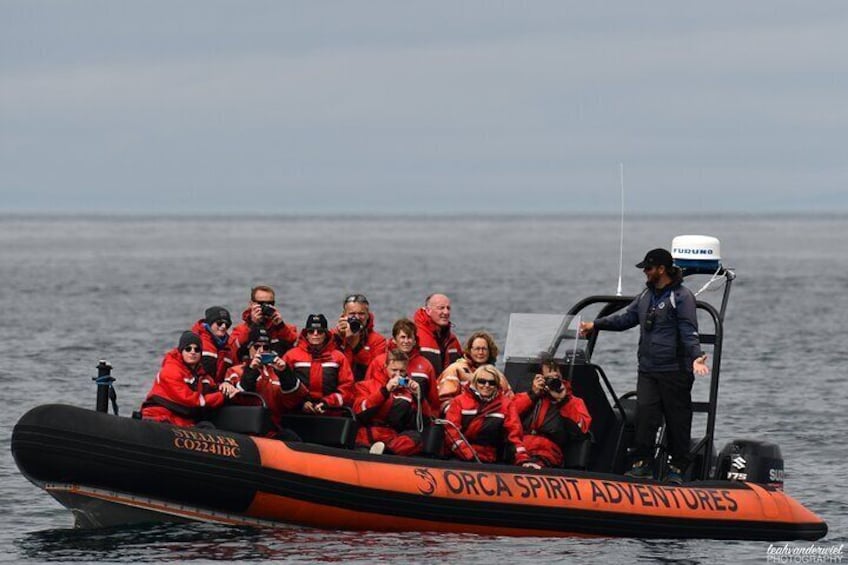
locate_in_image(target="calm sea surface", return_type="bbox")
[1,215,846,564]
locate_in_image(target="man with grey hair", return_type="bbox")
[413,293,462,373]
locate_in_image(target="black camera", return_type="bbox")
[545,376,564,393]
[347,315,363,334]
[644,308,657,332]
[259,303,276,318]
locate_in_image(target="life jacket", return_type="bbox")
[437,356,512,413]
[513,389,592,467]
[225,362,307,422]
[369,340,440,417]
[281,331,354,408]
[141,348,223,426]
[353,363,420,432]
[231,307,299,361]
[191,319,236,384]
[413,307,461,373]
[443,387,528,464]
[331,313,387,382]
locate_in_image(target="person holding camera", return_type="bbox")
[512,354,592,468]
[225,327,308,428]
[365,318,440,418]
[579,248,709,484]
[333,293,387,382]
[442,365,534,467]
[191,306,236,383]
[353,349,424,456]
[281,313,354,415]
[231,285,299,360]
[140,331,237,427]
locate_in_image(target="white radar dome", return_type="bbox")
[671,235,722,274]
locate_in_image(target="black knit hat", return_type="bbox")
[636,248,674,270]
[305,313,328,332]
[247,327,271,348]
[204,306,232,326]
[178,331,202,351]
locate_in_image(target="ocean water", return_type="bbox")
[1,214,845,564]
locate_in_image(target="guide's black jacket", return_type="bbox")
[593,272,703,375]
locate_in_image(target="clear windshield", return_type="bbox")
[503,313,585,361]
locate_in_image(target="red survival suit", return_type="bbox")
[191,319,237,383]
[443,387,529,465]
[512,383,592,467]
[231,308,299,360]
[366,341,439,418]
[281,330,354,411]
[225,362,308,428]
[353,363,423,456]
[413,307,462,374]
[141,349,224,427]
[332,313,387,382]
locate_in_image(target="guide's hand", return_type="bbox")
[693,354,710,376]
[578,321,595,338]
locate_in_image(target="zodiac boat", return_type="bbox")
[11,236,828,540]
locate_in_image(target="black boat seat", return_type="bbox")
[563,436,592,470]
[421,424,447,458]
[279,414,357,449]
[210,405,274,436]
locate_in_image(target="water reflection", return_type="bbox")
[15,523,499,563]
[15,522,754,565]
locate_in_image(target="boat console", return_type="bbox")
[502,235,781,486]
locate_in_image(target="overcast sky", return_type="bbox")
[1,1,846,215]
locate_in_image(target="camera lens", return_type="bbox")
[348,316,363,333]
[545,377,563,392]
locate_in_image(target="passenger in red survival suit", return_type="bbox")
[512,353,592,468]
[141,331,237,427]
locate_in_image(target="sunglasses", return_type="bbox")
[306,328,326,335]
[182,345,201,353]
[476,379,498,387]
[344,294,369,305]
[212,319,231,328]
[254,300,276,306]
[252,343,271,351]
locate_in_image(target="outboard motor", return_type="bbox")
[716,439,785,490]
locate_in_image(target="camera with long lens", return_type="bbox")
[259,303,276,318]
[545,376,564,393]
[347,315,363,334]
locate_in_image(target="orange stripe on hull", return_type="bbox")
[253,437,824,526]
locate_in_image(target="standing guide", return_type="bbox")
[580,248,709,484]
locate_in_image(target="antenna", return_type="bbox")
[616,162,625,296]
[567,315,582,382]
